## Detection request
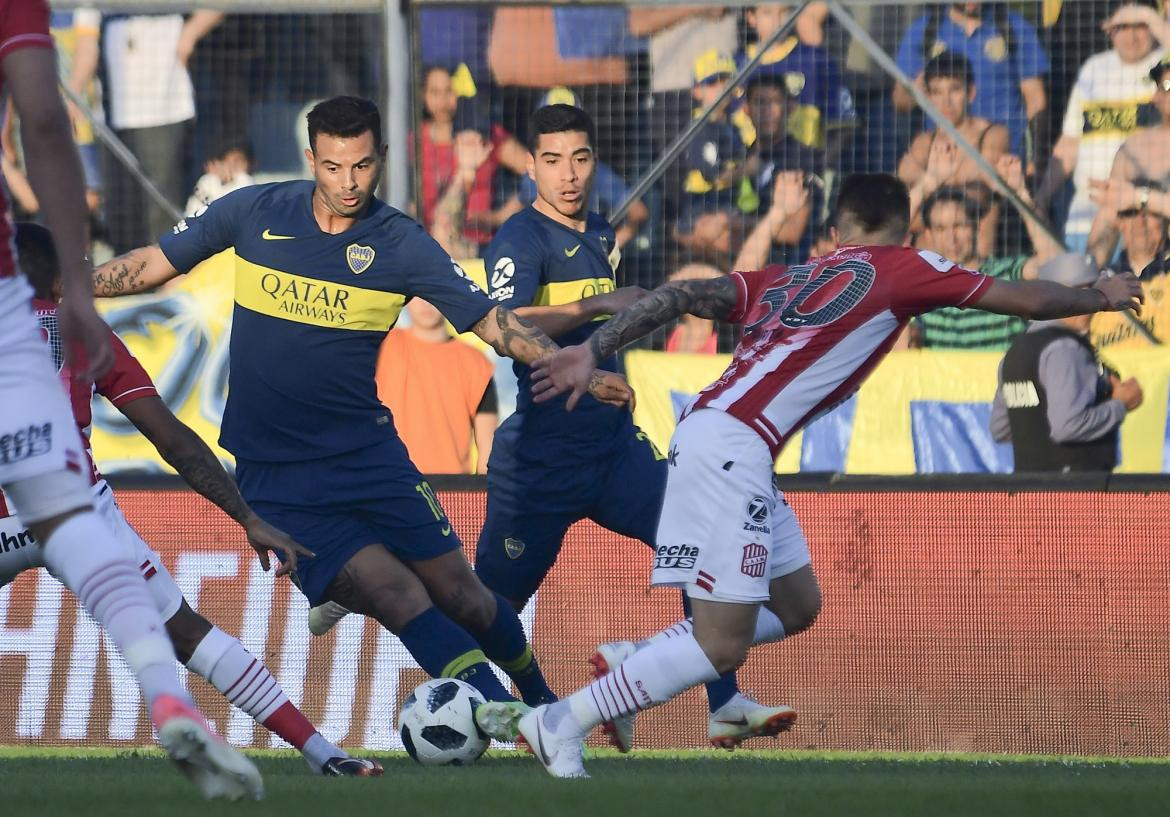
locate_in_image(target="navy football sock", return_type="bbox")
[681,592,740,712]
[398,606,516,702]
[469,592,556,705]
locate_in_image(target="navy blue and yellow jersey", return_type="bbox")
[159,180,494,463]
[483,205,629,461]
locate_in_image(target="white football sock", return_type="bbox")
[187,626,288,724]
[753,607,786,644]
[637,608,786,650]
[42,513,184,706]
[302,733,346,773]
[564,632,719,733]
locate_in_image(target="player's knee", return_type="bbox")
[770,567,823,637]
[704,638,750,676]
[364,583,432,633]
[781,590,822,637]
[6,468,93,540]
[165,602,213,664]
[435,580,496,631]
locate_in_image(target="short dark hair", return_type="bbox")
[209,135,254,165]
[306,96,382,152]
[527,104,595,154]
[924,52,974,89]
[834,174,910,239]
[921,186,981,231]
[15,222,59,300]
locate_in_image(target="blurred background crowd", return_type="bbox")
[22,1,1170,473]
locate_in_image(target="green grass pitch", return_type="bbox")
[3,747,1168,817]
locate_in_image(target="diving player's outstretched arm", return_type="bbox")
[531,275,739,409]
[93,245,180,296]
[470,304,635,409]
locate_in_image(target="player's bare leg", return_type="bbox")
[588,567,816,751]
[326,544,526,737]
[164,600,381,777]
[410,549,556,704]
[14,490,261,800]
[706,567,818,748]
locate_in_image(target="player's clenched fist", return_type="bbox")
[586,369,635,412]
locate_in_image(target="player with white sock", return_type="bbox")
[591,606,794,750]
[1,223,381,777]
[0,1,260,798]
[513,173,1143,777]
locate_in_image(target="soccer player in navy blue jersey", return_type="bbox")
[92,96,633,739]
[471,104,796,751]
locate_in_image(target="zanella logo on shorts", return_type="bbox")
[0,423,52,465]
[743,496,770,534]
[654,543,699,570]
[741,543,768,579]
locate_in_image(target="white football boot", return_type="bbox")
[517,705,589,779]
[708,692,797,750]
[153,694,265,800]
[588,640,638,753]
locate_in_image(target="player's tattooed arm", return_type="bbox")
[120,397,313,575]
[93,245,181,296]
[587,275,738,362]
[472,305,560,363]
[473,306,635,409]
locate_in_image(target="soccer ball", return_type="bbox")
[398,679,489,766]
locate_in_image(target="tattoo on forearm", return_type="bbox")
[168,449,251,524]
[94,254,147,296]
[475,307,560,364]
[588,277,738,361]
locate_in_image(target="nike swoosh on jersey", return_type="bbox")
[564,244,581,257]
[262,229,296,240]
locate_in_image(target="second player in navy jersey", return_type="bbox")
[93,97,634,733]
[474,104,795,750]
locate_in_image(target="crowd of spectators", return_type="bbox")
[406,0,1170,355]
[10,1,1170,472]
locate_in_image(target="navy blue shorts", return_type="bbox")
[236,436,461,606]
[475,424,667,603]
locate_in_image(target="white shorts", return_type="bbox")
[0,481,184,620]
[0,277,89,516]
[653,408,812,604]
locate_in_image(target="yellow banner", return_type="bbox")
[92,252,1170,475]
[625,348,1170,474]
[92,251,238,473]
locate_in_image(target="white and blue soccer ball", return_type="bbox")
[398,679,489,766]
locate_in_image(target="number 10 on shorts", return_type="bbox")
[415,481,452,537]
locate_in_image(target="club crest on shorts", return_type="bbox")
[504,537,526,559]
[346,243,376,274]
[743,496,770,534]
[741,543,768,579]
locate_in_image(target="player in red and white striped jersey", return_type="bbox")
[0,1,262,798]
[516,173,1144,778]
[0,223,380,777]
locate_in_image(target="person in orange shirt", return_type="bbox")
[375,297,497,474]
[664,263,723,354]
